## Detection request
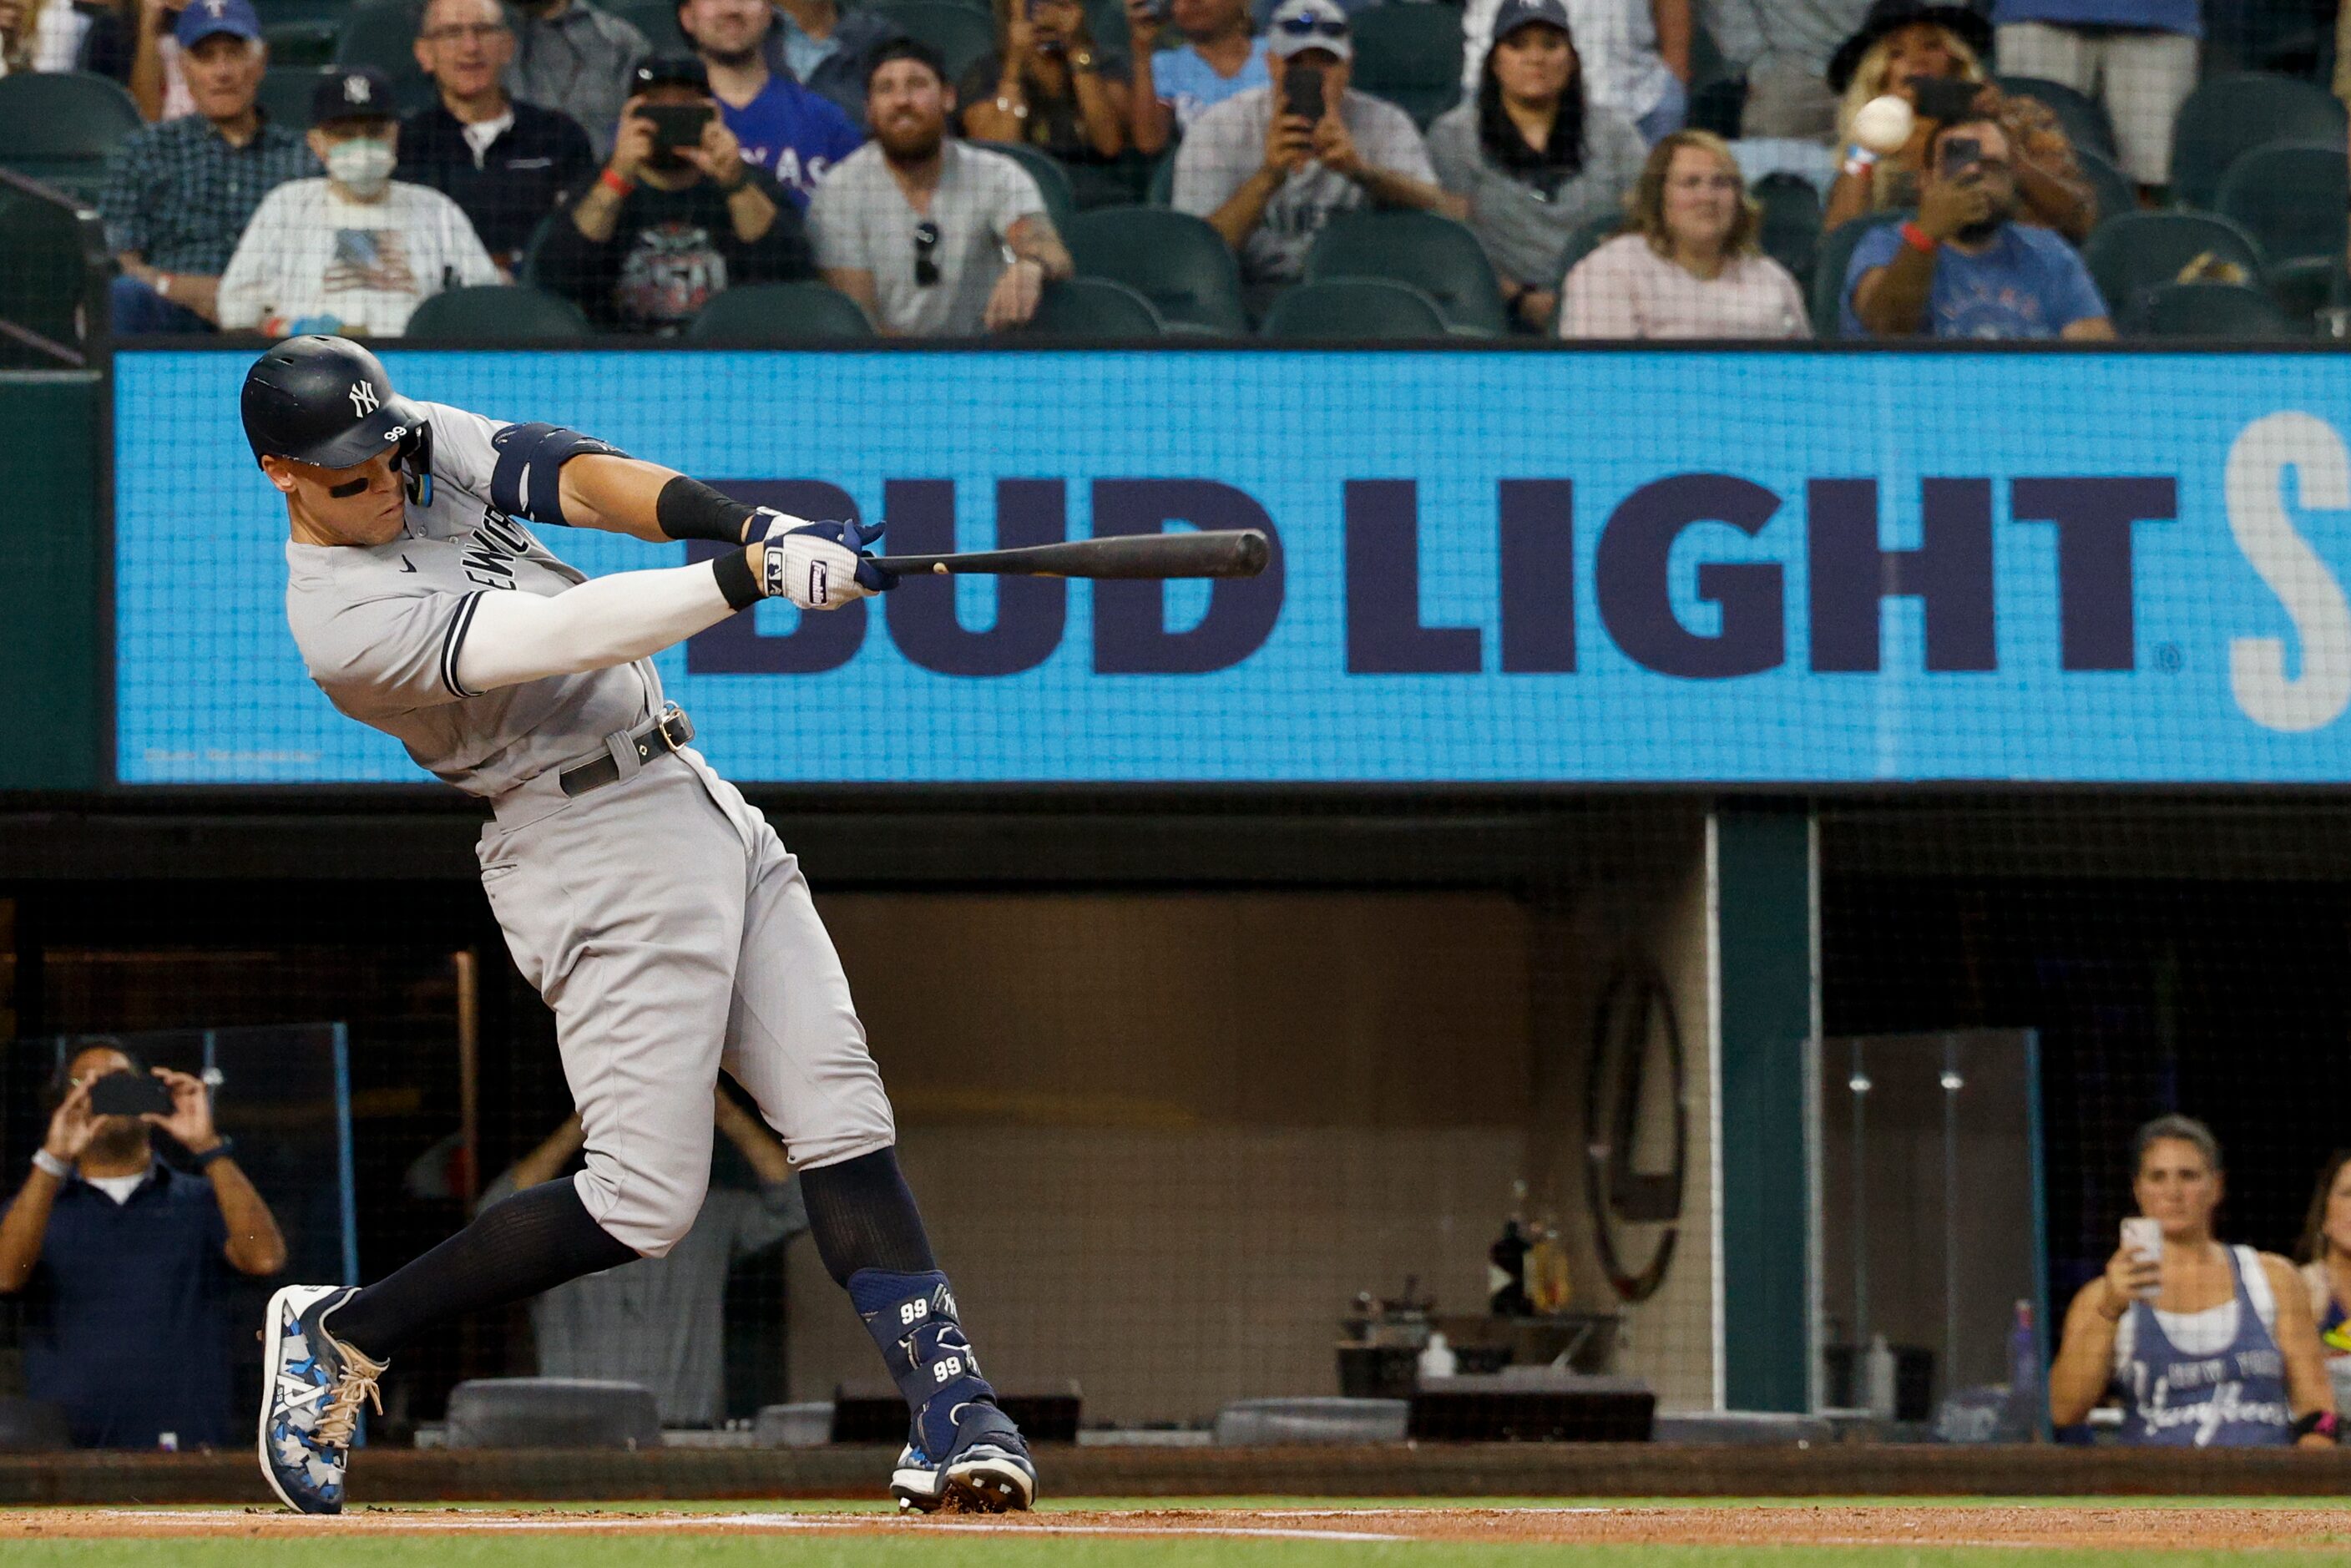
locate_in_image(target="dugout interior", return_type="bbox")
[1,791,2344,1434]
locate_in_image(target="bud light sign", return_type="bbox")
[114,349,2351,785]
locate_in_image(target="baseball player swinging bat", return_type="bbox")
[875,529,1269,580]
[240,336,1034,1521]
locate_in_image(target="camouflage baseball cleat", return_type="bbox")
[257,1284,386,1515]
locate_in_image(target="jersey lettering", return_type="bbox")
[461,508,536,589]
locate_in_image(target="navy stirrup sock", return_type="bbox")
[848,1268,1000,1459]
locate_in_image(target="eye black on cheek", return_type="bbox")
[327,478,369,498]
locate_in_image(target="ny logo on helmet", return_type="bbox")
[344,73,372,104]
[349,381,379,416]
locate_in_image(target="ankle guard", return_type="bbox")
[848,1268,998,1454]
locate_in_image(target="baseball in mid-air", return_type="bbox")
[1853,94,1915,154]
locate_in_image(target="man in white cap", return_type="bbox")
[1171,0,1461,294]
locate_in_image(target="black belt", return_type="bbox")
[557,704,695,798]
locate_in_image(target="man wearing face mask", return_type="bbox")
[1843,115,2110,340]
[218,66,503,337]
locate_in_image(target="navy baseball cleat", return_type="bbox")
[890,1400,1039,1514]
[258,1284,387,1515]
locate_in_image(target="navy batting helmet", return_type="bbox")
[240,336,427,470]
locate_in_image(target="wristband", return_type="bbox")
[1899,220,1938,255]
[599,167,635,198]
[154,272,173,301]
[2293,1410,2341,1443]
[712,548,762,611]
[32,1149,71,1181]
[1841,144,1878,180]
[190,1136,235,1170]
[655,474,756,544]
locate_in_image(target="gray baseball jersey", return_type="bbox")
[283,400,661,797]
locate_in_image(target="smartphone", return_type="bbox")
[2120,1217,2162,1292]
[88,1070,174,1119]
[1938,134,1982,178]
[1909,75,1978,124]
[1281,58,1324,124]
[641,104,713,154]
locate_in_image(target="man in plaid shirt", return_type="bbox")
[98,0,316,334]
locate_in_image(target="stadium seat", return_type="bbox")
[686,280,877,341]
[2072,146,2136,227]
[1259,278,1451,341]
[1021,276,1168,337]
[1809,214,1901,337]
[2081,210,2264,321]
[1065,205,1249,335]
[1304,210,1509,336]
[0,73,144,203]
[609,0,684,46]
[1555,206,1627,285]
[0,185,106,364]
[2125,280,2298,340]
[867,1,998,83]
[974,141,1079,242]
[404,285,592,341]
[263,18,340,65]
[257,65,331,130]
[2166,72,2346,209]
[2214,141,2347,269]
[0,1399,71,1453]
[1994,74,2117,162]
[442,1378,660,1450]
[1350,5,1463,129]
[1145,149,1176,205]
[332,0,439,115]
[1752,172,1821,289]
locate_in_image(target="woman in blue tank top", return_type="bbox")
[2296,1151,2351,1422]
[2049,1115,2338,1448]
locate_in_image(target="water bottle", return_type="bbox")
[2006,1299,2041,1440]
[1864,1333,1898,1420]
[1418,1330,1458,1383]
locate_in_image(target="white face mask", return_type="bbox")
[326,137,397,197]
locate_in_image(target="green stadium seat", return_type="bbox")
[1994,74,2117,162]
[405,285,591,341]
[2166,72,2346,209]
[1021,276,1167,337]
[2125,280,2298,340]
[1145,149,1176,205]
[1752,172,1821,290]
[867,1,998,83]
[1350,5,1463,129]
[0,183,106,366]
[257,65,332,131]
[2072,146,2136,227]
[1304,210,1509,336]
[2081,210,2264,320]
[1259,278,1451,341]
[0,73,144,204]
[1810,214,1902,337]
[264,18,341,65]
[686,280,877,341]
[332,0,439,115]
[973,141,1079,242]
[2214,141,2346,269]
[2266,258,2346,331]
[1065,205,1248,335]
[608,0,682,47]
[1556,206,1627,283]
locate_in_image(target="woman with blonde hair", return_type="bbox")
[1821,0,2089,242]
[2297,1151,2351,1419]
[1559,129,1807,339]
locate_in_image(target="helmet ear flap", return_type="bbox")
[398,420,435,507]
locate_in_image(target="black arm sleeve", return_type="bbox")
[656,475,757,544]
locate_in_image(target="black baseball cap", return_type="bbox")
[1490,0,1570,46]
[634,55,710,94]
[311,66,397,128]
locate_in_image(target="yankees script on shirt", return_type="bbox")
[283,401,665,795]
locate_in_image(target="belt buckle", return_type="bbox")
[655,702,693,752]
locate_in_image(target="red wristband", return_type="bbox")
[1899,221,1937,255]
[599,167,635,198]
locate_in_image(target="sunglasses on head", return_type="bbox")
[1276,12,1347,39]
[913,220,941,286]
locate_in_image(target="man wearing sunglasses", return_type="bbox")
[808,38,1074,336]
[1171,0,1463,297]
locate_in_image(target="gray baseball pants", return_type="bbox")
[478,744,896,1257]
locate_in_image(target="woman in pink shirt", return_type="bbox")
[1559,129,1808,339]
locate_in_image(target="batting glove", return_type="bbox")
[752,510,897,611]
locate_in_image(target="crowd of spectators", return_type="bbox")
[1,0,2339,339]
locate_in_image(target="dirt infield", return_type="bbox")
[6,1504,2351,1550]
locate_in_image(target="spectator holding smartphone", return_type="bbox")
[2297,1151,2351,1420]
[1173,0,1462,296]
[960,0,1131,169]
[1842,115,2109,339]
[1127,0,1269,156]
[0,1039,286,1449]
[538,53,811,330]
[678,0,862,209]
[1823,0,2087,241]
[2048,1115,2338,1448]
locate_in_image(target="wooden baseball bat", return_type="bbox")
[871,529,1269,580]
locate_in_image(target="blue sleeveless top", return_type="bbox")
[2117,1245,2293,1447]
